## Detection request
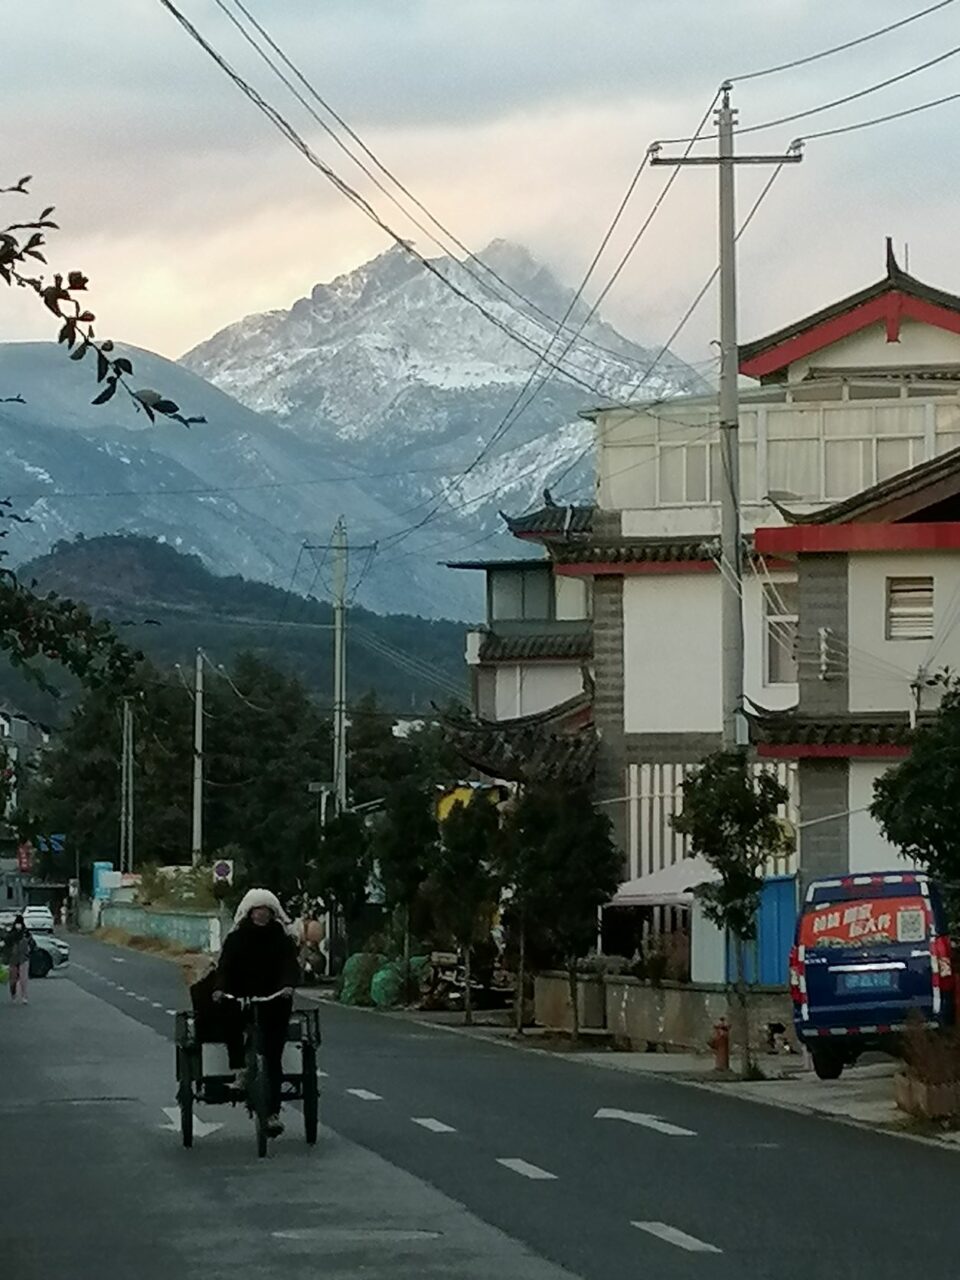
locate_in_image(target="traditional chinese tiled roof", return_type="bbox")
[551,534,723,565]
[439,692,596,784]
[477,629,592,662]
[740,241,960,377]
[750,711,919,748]
[501,504,595,539]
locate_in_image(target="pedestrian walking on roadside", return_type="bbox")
[4,914,35,1004]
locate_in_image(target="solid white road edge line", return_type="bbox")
[496,1158,557,1181]
[346,1088,383,1101]
[631,1222,722,1254]
[411,1117,456,1133]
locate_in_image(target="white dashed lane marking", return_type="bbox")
[496,1159,557,1181]
[411,1117,456,1134]
[346,1088,383,1101]
[632,1223,722,1254]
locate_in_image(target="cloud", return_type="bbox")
[3,0,960,362]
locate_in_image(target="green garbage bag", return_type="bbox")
[339,952,385,1006]
[370,961,404,1008]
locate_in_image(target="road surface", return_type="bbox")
[4,933,956,1279]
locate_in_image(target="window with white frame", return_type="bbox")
[764,581,799,684]
[885,577,934,641]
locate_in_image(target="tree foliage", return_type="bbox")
[872,684,960,931]
[501,783,620,1040]
[431,797,502,1023]
[672,750,790,943]
[671,749,790,1075]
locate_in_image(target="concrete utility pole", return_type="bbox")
[119,696,134,874]
[191,647,204,866]
[331,518,348,816]
[651,85,802,746]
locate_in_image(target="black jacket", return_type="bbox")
[216,920,300,998]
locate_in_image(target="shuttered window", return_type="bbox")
[885,577,934,641]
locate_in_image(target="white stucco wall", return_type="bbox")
[847,551,960,713]
[788,318,960,382]
[494,663,582,720]
[623,573,797,735]
[847,760,914,875]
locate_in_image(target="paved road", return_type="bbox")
[7,934,958,1280]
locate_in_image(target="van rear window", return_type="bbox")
[800,896,929,949]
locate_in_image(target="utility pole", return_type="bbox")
[119,698,129,873]
[331,518,348,815]
[651,85,802,746]
[191,647,204,866]
[127,698,135,875]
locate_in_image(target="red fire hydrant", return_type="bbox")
[709,1017,730,1072]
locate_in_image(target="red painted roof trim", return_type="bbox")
[740,291,960,379]
[758,743,910,760]
[756,521,960,555]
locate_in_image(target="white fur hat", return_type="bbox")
[232,888,292,930]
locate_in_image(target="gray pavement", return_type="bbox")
[3,963,574,1280]
[16,934,960,1280]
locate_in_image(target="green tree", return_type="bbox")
[347,692,418,806]
[671,749,790,1077]
[432,797,501,1025]
[313,810,372,956]
[499,786,553,1035]
[203,653,331,896]
[375,784,437,997]
[871,683,960,933]
[517,783,621,1042]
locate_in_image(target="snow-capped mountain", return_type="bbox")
[180,240,707,609]
[0,244,706,622]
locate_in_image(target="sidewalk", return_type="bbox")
[305,993,960,1150]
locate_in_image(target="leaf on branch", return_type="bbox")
[91,379,118,406]
[39,206,54,220]
[69,342,89,362]
[67,271,88,291]
[101,339,114,352]
[96,351,109,382]
[152,399,180,416]
[77,310,95,323]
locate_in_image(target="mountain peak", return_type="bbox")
[477,239,542,283]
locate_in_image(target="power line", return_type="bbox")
[663,42,960,144]
[217,0,664,382]
[548,160,787,499]
[731,0,959,83]
[799,87,960,142]
[157,0,660,403]
[375,91,722,551]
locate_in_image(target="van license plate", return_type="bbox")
[839,970,897,993]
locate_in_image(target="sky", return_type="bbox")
[4,0,960,367]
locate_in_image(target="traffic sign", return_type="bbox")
[212,859,234,886]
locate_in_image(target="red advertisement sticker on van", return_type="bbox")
[800,896,929,949]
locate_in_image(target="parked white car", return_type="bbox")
[23,905,55,933]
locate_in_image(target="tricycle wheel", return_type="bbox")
[249,1051,270,1158]
[302,1045,319,1146]
[176,1049,194,1149]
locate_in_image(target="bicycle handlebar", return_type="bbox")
[218,989,291,1004]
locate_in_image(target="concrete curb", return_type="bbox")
[303,993,960,1155]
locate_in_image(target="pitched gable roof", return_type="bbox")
[740,240,960,380]
[783,443,960,526]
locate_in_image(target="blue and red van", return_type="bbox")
[789,871,955,1079]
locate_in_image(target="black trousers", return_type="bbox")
[223,999,292,1114]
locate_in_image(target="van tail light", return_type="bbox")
[788,945,805,1005]
[932,935,954,991]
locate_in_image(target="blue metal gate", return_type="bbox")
[726,875,797,986]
